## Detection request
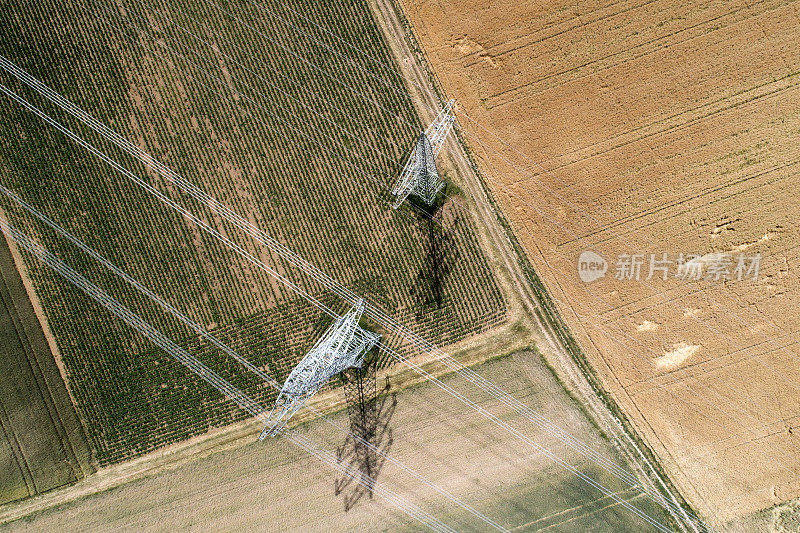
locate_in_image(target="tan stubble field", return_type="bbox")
[0,353,665,532]
[398,0,800,524]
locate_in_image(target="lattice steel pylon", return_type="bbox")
[391,99,456,209]
[259,299,380,438]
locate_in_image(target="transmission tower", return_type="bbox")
[391,99,456,209]
[259,299,380,438]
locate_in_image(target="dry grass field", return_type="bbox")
[398,0,800,524]
[0,233,91,505]
[0,353,667,532]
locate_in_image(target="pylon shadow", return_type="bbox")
[334,356,397,511]
[409,203,463,312]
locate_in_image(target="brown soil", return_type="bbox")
[397,0,800,523]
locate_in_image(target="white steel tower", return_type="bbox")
[259,300,380,438]
[391,100,455,209]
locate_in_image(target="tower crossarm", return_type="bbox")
[425,99,455,157]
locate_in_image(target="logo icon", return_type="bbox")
[578,251,607,282]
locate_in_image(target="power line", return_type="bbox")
[0,73,676,531]
[0,184,507,530]
[0,216,455,533]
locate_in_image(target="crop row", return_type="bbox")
[0,0,506,465]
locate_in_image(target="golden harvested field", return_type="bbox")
[399,0,800,523]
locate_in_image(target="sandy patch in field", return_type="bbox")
[637,320,660,332]
[655,342,701,371]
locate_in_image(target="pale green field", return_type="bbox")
[0,237,91,506]
[1,352,668,531]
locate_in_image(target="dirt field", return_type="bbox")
[0,353,667,532]
[397,0,800,524]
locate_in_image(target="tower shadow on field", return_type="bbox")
[334,354,397,511]
[408,193,463,312]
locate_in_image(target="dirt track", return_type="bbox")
[370,0,701,529]
[397,0,800,523]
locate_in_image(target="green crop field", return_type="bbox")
[0,236,92,505]
[0,0,506,466]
